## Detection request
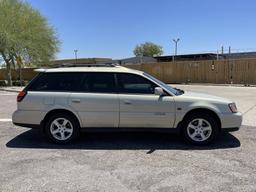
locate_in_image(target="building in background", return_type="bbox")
[222,52,256,59]
[51,58,112,67]
[155,53,221,62]
[47,51,256,66]
[113,56,157,65]
[155,51,256,63]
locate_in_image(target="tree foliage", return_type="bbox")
[133,42,163,57]
[0,0,60,85]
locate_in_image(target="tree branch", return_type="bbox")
[0,51,11,64]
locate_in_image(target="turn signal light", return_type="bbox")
[228,103,238,113]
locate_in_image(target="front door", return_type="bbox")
[117,73,175,128]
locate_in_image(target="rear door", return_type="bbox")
[69,72,119,128]
[117,73,175,128]
[22,72,83,125]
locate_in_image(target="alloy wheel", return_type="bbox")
[186,118,212,142]
[50,118,73,141]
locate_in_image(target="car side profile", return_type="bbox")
[12,65,242,145]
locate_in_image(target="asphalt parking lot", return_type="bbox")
[0,85,256,192]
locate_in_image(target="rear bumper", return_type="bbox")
[13,122,41,129]
[12,109,45,130]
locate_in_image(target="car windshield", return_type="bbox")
[143,72,184,95]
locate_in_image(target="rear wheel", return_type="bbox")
[45,113,80,144]
[181,113,219,145]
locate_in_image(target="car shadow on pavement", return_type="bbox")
[6,129,240,151]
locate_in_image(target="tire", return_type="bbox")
[181,113,219,145]
[45,113,80,144]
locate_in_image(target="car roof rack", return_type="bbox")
[54,63,120,68]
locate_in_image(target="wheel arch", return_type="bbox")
[178,108,221,131]
[41,108,81,130]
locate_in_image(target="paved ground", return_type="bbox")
[0,85,256,192]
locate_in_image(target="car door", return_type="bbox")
[117,73,175,128]
[69,72,119,128]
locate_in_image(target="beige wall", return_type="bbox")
[0,68,37,81]
[1,58,256,85]
[125,58,256,85]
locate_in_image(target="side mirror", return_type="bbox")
[154,87,165,96]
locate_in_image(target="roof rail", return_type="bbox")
[54,63,120,68]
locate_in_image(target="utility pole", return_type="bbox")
[74,49,78,64]
[221,46,224,54]
[172,38,180,62]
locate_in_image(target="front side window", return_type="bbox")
[80,73,115,93]
[117,73,157,94]
[143,72,178,95]
[27,72,83,92]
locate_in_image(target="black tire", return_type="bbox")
[181,113,219,145]
[45,112,80,144]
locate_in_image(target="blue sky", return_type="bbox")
[27,0,256,60]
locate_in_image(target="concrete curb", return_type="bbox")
[0,87,22,93]
[168,83,256,87]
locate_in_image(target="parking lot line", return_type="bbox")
[0,119,12,122]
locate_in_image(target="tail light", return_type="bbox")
[17,90,27,102]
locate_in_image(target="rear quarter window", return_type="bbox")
[27,72,84,92]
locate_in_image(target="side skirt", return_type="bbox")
[80,127,179,134]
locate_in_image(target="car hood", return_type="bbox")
[180,91,232,103]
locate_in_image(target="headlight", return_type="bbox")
[228,103,238,113]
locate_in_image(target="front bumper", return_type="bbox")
[222,127,240,132]
[220,112,242,130]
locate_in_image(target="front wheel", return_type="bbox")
[181,113,219,145]
[45,113,80,144]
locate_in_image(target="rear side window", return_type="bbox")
[80,73,115,93]
[117,73,157,94]
[27,72,83,92]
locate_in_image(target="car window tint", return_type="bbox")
[28,73,83,91]
[81,73,115,93]
[117,73,156,94]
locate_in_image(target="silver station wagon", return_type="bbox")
[12,64,242,145]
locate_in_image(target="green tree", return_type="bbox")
[0,0,60,86]
[133,42,163,57]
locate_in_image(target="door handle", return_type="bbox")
[71,99,81,103]
[154,112,166,116]
[123,100,132,105]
